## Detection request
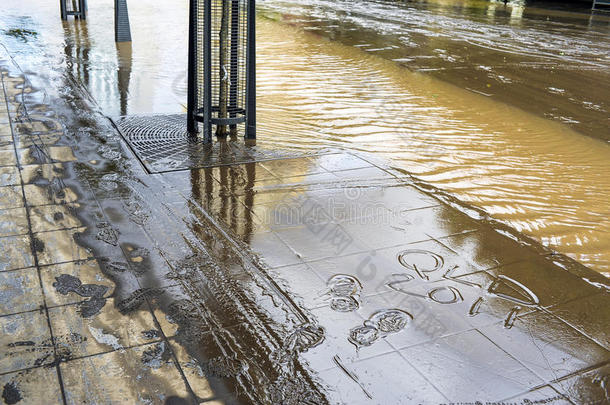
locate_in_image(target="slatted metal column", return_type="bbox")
[187,0,256,143]
[115,0,132,42]
[60,0,87,20]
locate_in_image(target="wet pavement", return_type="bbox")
[1,45,610,404]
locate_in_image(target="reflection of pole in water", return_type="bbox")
[62,18,91,88]
[116,42,132,116]
[189,161,256,244]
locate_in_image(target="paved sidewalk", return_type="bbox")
[1,57,609,405]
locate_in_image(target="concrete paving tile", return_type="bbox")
[46,146,76,163]
[478,311,610,383]
[270,263,328,310]
[342,216,435,250]
[486,260,600,309]
[48,298,160,359]
[60,341,191,404]
[400,329,543,401]
[0,206,29,237]
[274,170,339,185]
[23,184,79,206]
[0,185,23,210]
[260,157,325,178]
[545,293,610,351]
[207,161,278,183]
[28,203,82,233]
[0,121,11,133]
[306,249,401,298]
[120,241,178,290]
[0,268,43,316]
[275,222,367,261]
[0,234,34,272]
[13,120,61,135]
[40,260,114,308]
[0,311,53,373]
[315,153,373,172]
[403,204,482,240]
[356,290,475,350]
[551,363,610,405]
[301,305,396,372]
[167,323,292,403]
[0,166,20,187]
[146,284,203,340]
[15,148,37,165]
[20,163,66,184]
[0,135,14,151]
[543,253,610,290]
[500,385,572,404]
[332,166,396,180]
[437,228,543,271]
[34,227,91,266]
[262,192,333,230]
[319,351,447,404]
[15,132,63,148]
[0,150,17,167]
[167,338,215,401]
[248,230,303,268]
[0,365,64,404]
[318,239,482,293]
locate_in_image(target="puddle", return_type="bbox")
[349,309,413,348]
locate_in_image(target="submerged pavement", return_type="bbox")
[1,51,610,405]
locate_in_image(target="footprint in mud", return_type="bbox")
[2,381,21,405]
[348,309,412,348]
[326,274,362,312]
[123,199,150,225]
[5,334,87,366]
[53,274,109,317]
[97,144,122,161]
[95,222,119,246]
[100,173,121,191]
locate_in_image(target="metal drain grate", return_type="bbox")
[114,114,301,173]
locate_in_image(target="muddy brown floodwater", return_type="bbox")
[0,0,609,276]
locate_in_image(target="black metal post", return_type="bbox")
[188,0,254,143]
[229,0,239,137]
[79,0,87,20]
[60,0,68,20]
[203,0,213,144]
[245,0,256,140]
[114,0,132,42]
[187,0,198,135]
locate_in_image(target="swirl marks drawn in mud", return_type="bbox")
[327,274,362,297]
[274,323,325,364]
[349,309,413,348]
[393,249,540,328]
[487,275,540,307]
[427,286,463,305]
[330,296,360,312]
[397,249,444,281]
[325,274,362,312]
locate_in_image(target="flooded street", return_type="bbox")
[2,0,608,275]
